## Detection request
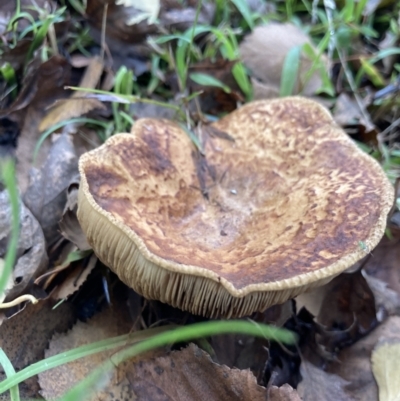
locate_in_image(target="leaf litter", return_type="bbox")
[1,0,400,400]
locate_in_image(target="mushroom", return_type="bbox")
[77,97,394,318]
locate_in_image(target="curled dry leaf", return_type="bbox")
[50,253,97,300]
[372,340,400,401]
[59,182,91,251]
[24,133,79,248]
[0,190,47,303]
[239,23,328,99]
[126,343,269,401]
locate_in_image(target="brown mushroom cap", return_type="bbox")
[77,97,394,318]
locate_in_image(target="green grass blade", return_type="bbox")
[189,72,231,93]
[0,349,20,401]
[0,160,20,299]
[230,0,254,29]
[280,45,301,97]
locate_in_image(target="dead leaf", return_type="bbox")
[0,189,48,302]
[364,231,400,296]
[9,56,75,192]
[239,23,328,99]
[59,183,91,251]
[38,303,144,401]
[210,333,269,384]
[327,316,400,401]
[317,270,377,347]
[50,253,97,300]
[24,133,79,247]
[267,384,302,401]
[334,93,367,127]
[0,299,75,399]
[363,272,400,320]
[126,343,269,401]
[298,360,352,401]
[371,340,400,401]
[39,56,106,132]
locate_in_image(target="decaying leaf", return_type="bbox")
[267,384,302,401]
[38,302,145,401]
[24,133,79,248]
[363,272,400,319]
[298,360,351,401]
[0,190,47,303]
[364,231,400,297]
[371,340,400,401]
[317,270,377,346]
[239,23,328,99]
[50,253,97,300]
[0,299,75,399]
[210,332,269,384]
[39,56,106,132]
[59,183,91,251]
[126,343,269,401]
[327,316,400,401]
[9,56,74,192]
[334,93,367,127]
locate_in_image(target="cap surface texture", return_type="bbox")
[77,97,394,317]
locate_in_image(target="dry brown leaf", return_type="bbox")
[298,360,351,401]
[39,303,138,400]
[126,343,269,401]
[210,332,269,383]
[59,183,91,250]
[334,93,367,127]
[371,340,400,401]
[0,190,47,302]
[38,98,105,132]
[51,253,97,300]
[267,384,302,401]
[24,133,79,247]
[10,56,74,192]
[363,272,400,319]
[39,56,105,132]
[327,316,400,401]
[0,299,75,399]
[364,231,400,296]
[239,23,327,99]
[317,270,377,343]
